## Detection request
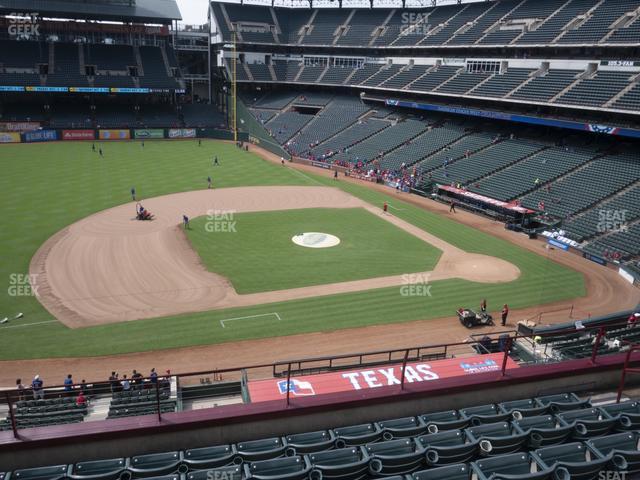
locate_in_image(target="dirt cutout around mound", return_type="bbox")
[30,186,519,327]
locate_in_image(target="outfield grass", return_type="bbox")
[0,140,585,360]
[185,208,441,293]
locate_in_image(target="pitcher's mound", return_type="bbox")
[292,232,341,249]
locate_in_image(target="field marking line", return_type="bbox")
[219,312,281,328]
[289,166,325,186]
[0,320,57,329]
[388,204,405,211]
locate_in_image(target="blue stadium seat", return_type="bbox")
[67,458,126,480]
[10,465,67,480]
[531,442,610,480]
[416,430,479,466]
[409,464,471,480]
[187,466,242,480]
[499,399,549,419]
[471,452,557,480]
[182,445,236,469]
[587,431,640,473]
[235,437,288,462]
[284,430,336,454]
[534,393,591,413]
[419,410,469,433]
[465,421,529,456]
[308,446,370,480]
[599,401,640,430]
[333,423,383,447]
[243,456,312,480]
[460,404,512,425]
[556,408,616,440]
[512,415,574,447]
[365,438,425,475]
[127,451,182,477]
[377,416,428,438]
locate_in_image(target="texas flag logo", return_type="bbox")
[277,379,316,396]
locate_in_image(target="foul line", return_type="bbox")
[0,320,58,329]
[289,166,325,186]
[388,204,405,211]
[219,312,281,328]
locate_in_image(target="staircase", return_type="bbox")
[369,9,396,46]
[444,1,500,45]
[475,0,527,44]
[268,64,277,81]
[505,65,548,98]
[133,46,144,76]
[243,63,254,81]
[159,46,173,77]
[404,64,438,90]
[604,72,640,108]
[552,0,606,43]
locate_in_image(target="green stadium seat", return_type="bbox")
[556,408,616,440]
[67,458,126,480]
[465,421,529,456]
[377,416,428,438]
[182,445,236,469]
[419,410,469,433]
[308,446,370,480]
[127,451,182,476]
[243,456,312,480]
[599,401,640,430]
[534,393,590,413]
[187,466,241,480]
[409,463,471,480]
[587,431,640,473]
[531,442,610,480]
[11,465,67,480]
[512,415,574,447]
[333,423,383,447]
[499,399,549,419]
[460,404,512,425]
[284,430,336,454]
[471,452,557,480]
[365,438,425,475]
[235,437,287,462]
[416,430,479,466]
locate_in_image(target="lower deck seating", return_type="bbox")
[9,392,640,479]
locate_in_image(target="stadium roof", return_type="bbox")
[213,0,485,8]
[0,0,182,24]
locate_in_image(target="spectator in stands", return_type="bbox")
[80,379,89,396]
[16,378,25,401]
[109,371,119,393]
[501,304,509,327]
[628,313,640,326]
[76,391,87,408]
[64,374,74,395]
[121,375,131,392]
[150,368,158,385]
[132,370,143,389]
[32,375,44,400]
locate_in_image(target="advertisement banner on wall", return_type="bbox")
[62,130,95,141]
[0,122,40,132]
[99,129,131,140]
[0,132,21,143]
[249,353,518,403]
[134,129,165,139]
[167,128,196,139]
[24,129,58,143]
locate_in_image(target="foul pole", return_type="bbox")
[232,31,238,143]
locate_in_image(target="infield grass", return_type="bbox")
[185,208,441,293]
[0,140,586,360]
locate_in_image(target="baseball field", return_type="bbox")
[0,139,589,361]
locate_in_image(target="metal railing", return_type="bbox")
[2,318,639,438]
